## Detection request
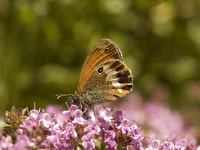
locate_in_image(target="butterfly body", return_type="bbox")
[73,39,133,108]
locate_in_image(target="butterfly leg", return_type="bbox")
[82,106,88,114]
[82,107,92,119]
[101,104,111,112]
[65,102,70,109]
[92,107,96,117]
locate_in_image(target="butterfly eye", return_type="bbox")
[98,67,104,73]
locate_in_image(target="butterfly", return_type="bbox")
[57,39,133,110]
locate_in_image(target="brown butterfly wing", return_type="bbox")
[104,60,133,101]
[76,39,133,106]
[77,60,133,106]
[78,39,123,92]
[94,60,133,101]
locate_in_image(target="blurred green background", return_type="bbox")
[0,0,200,128]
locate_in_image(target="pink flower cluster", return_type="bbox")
[0,105,142,149]
[116,94,198,142]
[0,105,198,150]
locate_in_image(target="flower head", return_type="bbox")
[0,104,198,149]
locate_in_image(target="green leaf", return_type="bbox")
[20,116,27,122]
[0,120,12,128]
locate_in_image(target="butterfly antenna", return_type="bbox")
[55,94,74,109]
[55,94,73,100]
